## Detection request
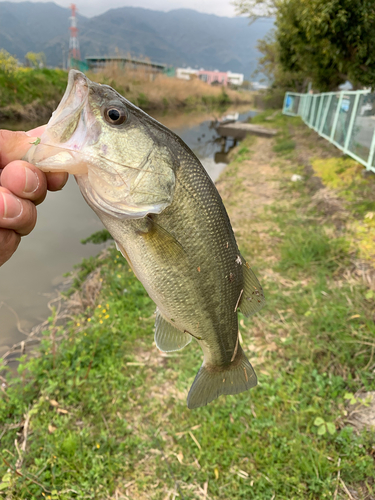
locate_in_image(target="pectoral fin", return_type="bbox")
[155,310,192,352]
[139,215,187,261]
[238,257,266,317]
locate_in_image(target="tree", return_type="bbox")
[233,0,276,21]
[25,52,46,69]
[256,32,306,92]
[234,0,375,91]
[0,49,18,73]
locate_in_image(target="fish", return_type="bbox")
[25,70,266,409]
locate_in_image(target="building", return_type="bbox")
[176,67,199,80]
[86,56,167,73]
[227,71,244,86]
[176,67,244,86]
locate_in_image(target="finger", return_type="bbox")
[1,161,47,205]
[0,187,37,236]
[0,228,21,267]
[45,171,69,191]
[0,130,43,167]
[27,125,47,137]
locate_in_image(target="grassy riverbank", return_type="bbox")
[1,112,375,499]
[0,67,253,122]
[0,68,67,121]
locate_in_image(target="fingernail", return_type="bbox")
[0,192,23,219]
[24,167,39,193]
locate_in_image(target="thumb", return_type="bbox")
[0,127,46,167]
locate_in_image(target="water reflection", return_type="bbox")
[0,106,257,354]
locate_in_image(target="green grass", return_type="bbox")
[273,139,296,153]
[277,224,350,277]
[1,112,374,499]
[0,68,67,108]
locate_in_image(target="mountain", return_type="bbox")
[0,2,274,79]
[0,2,87,66]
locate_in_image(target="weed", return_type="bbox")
[273,139,296,153]
[81,229,113,245]
[277,224,350,277]
[136,92,149,109]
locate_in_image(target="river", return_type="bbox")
[0,106,257,356]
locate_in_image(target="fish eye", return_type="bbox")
[104,107,127,125]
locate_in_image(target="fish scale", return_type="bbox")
[26,70,266,409]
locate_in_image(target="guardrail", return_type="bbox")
[282,90,375,172]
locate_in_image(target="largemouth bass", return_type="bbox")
[26,70,266,409]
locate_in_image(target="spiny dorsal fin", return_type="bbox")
[238,257,266,317]
[155,309,192,352]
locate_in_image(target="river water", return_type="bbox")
[0,106,257,355]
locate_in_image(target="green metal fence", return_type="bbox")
[283,90,375,172]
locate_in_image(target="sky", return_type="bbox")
[6,0,240,18]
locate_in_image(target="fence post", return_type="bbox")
[330,92,343,141]
[305,95,311,122]
[319,94,332,134]
[282,92,288,114]
[367,128,375,171]
[344,93,360,153]
[308,96,316,126]
[306,95,310,121]
[297,95,303,115]
[315,95,324,131]
[301,95,306,120]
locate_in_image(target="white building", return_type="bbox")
[176,67,199,80]
[227,72,244,86]
[176,67,244,87]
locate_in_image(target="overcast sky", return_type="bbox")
[6,0,240,18]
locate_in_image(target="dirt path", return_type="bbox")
[216,136,279,219]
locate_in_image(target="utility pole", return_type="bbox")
[68,3,80,68]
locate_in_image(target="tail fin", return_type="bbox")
[187,346,257,409]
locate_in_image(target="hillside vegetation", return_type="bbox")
[0,67,253,122]
[1,112,374,499]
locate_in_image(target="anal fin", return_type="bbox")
[239,257,266,317]
[155,310,192,352]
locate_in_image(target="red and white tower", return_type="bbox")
[68,3,81,64]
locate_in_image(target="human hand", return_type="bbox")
[0,126,69,267]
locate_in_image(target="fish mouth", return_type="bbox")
[24,70,98,175]
[49,69,89,131]
[24,70,176,220]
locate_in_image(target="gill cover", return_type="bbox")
[25,70,177,219]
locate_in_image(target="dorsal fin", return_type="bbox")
[238,257,266,317]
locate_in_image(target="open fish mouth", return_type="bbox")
[25,70,99,175]
[25,70,177,219]
[49,70,89,129]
